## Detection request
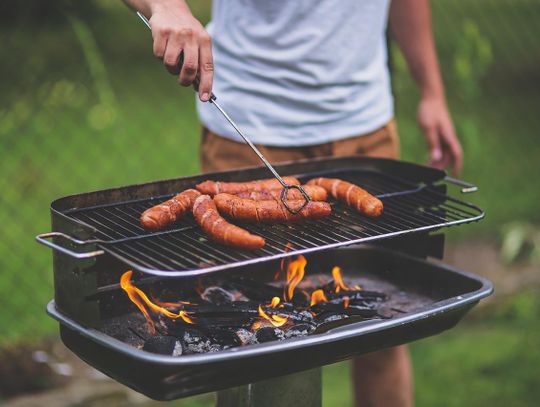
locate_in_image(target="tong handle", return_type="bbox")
[444,176,479,194]
[36,232,104,259]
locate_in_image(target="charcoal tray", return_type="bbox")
[47,246,493,400]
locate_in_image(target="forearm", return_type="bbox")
[389,0,444,100]
[122,0,191,19]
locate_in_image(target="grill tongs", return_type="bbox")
[136,12,310,214]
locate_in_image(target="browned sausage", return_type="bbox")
[213,193,332,223]
[192,195,266,250]
[306,177,383,217]
[196,176,300,196]
[141,189,201,231]
[235,185,328,201]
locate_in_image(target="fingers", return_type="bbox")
[198,33,214,102]
[163,32,183,75]
[439,120,463,176]
[423,125,443,167]
[178,32,199,86]
[149,15,214,98]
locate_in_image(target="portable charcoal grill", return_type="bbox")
[38,156,493,404]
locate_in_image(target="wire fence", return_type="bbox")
[0,0,539,349]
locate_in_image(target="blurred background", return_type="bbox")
[1,0,539,406]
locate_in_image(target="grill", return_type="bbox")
[37,156,483,277]
[38,156,492,404]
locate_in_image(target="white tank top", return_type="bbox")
[196,0,393,147]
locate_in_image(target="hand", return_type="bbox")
[149,2,213,101]
[418,97,463,176]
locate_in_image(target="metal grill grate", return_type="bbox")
[63,169,483,276]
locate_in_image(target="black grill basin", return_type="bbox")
[47,246,492,401]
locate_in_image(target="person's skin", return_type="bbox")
[123,0,214,102]
[390,0,463,176]
[123,1,459,405]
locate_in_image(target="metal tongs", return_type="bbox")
[136,12,310,214]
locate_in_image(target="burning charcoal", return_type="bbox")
[201,286,235,306]
[181,327,213,354]
[208,329,242,348]
[236,329,257,346]
[284,323,315,339]
[314,312,348,325]
[326,290,386,303]
[311,302,379,318]
[143,335,183,356]
[255,327,285,343]
[228,278,283,301]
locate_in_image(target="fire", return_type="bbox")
[310,289,328,306]
[120,271,194,335]
[332,266,352,293]
[254,297,288,328]
[284,255,307,301]
[343,296,350,309]
[275,242,294,280]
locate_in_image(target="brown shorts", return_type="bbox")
[200,120,400,172]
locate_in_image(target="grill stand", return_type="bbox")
[216,368,321,407]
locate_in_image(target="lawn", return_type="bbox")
[0,0,539,404]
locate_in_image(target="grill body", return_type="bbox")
[40,156,492,400]
[47,246,492,400]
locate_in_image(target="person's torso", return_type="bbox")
[196,0,393,146]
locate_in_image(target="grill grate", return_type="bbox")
[64,169,483,276]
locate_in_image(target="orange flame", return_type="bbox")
[284,255,307,301]
[120,271,194,334]
[257,297,288,327]
[275,242,294,280]
[343,296,350,309]
[332,266,353,293]
[310,289,328,307]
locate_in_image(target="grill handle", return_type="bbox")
[444,176,478,193]
[35,232,104,259]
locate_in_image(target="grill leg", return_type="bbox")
[216,368,321,407]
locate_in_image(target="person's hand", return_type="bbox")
[149,2,213,101]
[418,96,463,176]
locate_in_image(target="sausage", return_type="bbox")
[235,185,328,201]
[192,195,266,250]
[196,176,300,196]
[213,193,332,223]
[140,189,201,231]
[306,177,383,217]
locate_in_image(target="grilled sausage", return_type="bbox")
[214,193,332,223]
[196,176,300,196]
[307,177,383,217]
[192,195,266,250]
[235,185,328,201]
[140,189,201,231]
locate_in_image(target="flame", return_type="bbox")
[284,255,307,301]
[258,304,288,327]
[255,297,288,328]
[310,289,328,306]
[120,271,194,334]
[343,296,350,309]
[332,266,354,293]
[275,242,294,280]
[269,296,281,308]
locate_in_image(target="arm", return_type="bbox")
[389,0,462,175]
[123,0,213,101]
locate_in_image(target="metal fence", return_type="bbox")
[0,0,539,347]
